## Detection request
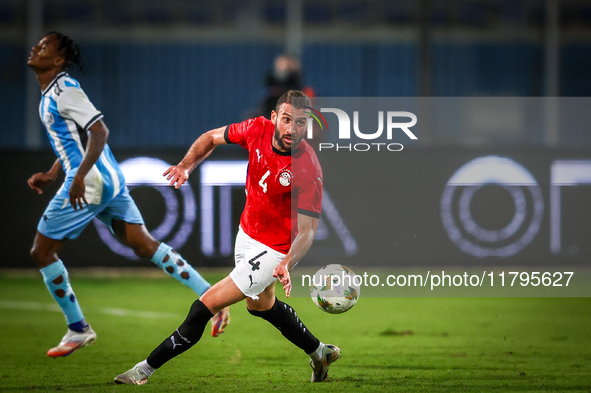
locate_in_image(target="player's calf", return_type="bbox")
[115,300,214,385]
[145,299,213,369]
[151,243,211,296]
[248,298,320,354]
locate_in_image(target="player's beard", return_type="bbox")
[274,124,303,152]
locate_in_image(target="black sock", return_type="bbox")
[146,300,213,368]
[248,298,320,354]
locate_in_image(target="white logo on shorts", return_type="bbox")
[248,274,258,288]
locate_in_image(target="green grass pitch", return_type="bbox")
[0,270,590,392]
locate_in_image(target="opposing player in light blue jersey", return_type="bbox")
[27,32,229,358]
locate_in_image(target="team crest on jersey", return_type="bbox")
[279,170,292,187]
[43,111,54,126]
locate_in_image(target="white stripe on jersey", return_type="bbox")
[42,97,72,172]
[100,151,121,199]
[83,165,104,205]
[65,117,85,160]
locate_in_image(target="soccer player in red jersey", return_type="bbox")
[115,90,340,384]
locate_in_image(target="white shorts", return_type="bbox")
[229,227,286,299]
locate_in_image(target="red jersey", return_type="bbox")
[224,116,323,254]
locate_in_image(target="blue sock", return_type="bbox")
[40,261,87,331]
[151,243,211,296]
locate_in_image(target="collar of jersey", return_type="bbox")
[42,72,68,96]
[272,144,291,156]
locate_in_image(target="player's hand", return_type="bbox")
[163,165,190,189]
[69,174,88,211]
[27,172,56,194]
[273,262,292,298]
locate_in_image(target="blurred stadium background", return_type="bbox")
[1,0,590,271]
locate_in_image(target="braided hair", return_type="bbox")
[46,31,85,73]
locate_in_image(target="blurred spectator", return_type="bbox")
[246,54,315,119]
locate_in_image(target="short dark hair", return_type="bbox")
[46,31,84,72]
[275,90,311,113]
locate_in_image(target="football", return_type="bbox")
[310,264,360,314]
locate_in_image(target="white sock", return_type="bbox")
[137,360,156,377]
[309,342,325,362]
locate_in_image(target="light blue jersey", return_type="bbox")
[38,72,143,240]
[40,72,125,204]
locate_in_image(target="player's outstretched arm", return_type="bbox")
[68,119,108,210]
[28,158,62,194]
[164,126,227,188]
[273,213,320,297]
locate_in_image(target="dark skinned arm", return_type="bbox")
[163,126,227,188]
[273,214,320,297]
[27,158,62,194]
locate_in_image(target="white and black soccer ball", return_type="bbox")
[310,264,360,314]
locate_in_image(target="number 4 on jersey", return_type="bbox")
[259,170,270,193]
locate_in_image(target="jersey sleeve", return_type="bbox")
[225,117,264,149]
[297,168,323,219]
[57,87,103,130]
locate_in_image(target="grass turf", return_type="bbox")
[0,270,590,392]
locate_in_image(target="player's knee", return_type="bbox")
[124,236,156,259]
[247,299,283,327]
[116,224,158,259]
[248,306,269,318]
[247,304,269,313]
[30,245,50,267]
[30,245,40,263]
[247,297,276,314]
[131,243,154,259]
